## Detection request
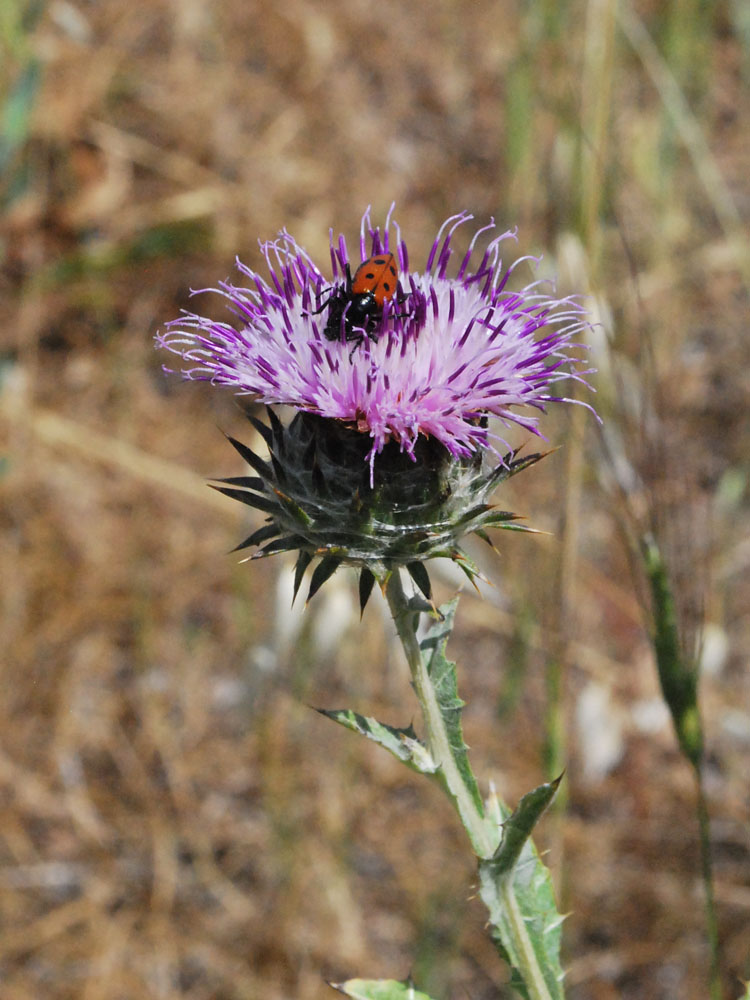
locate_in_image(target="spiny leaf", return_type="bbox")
[270,452,288,487]
[317,708,436,774]
[450,550,487,591]
[210,484,278,514]
[264,404,284,443]
[493,776,562,873]
[265,408,287,463]
[292,550,313,604]
[250,535,306,559]
[455,562,480,591]
[215,475,266,491]
[474,528,495,549]
[244,410,274,448]
[420,547,457,562]
[406,561,432,601]
[453,502,493,530]
[307,555,342,602]
[232,522,279,552]
[406,594,440,616]
[450,547,481,575]
[272,487,314,526]
[481,519,535,535]
[330,978,437,1000]
[486,450,549,489]
[225,433,273,480]
[477,508,522,525]
[359,567,376,616]
[478,789,566,999]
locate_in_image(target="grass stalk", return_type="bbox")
[695,764,722,1000]
[617,0,750,289]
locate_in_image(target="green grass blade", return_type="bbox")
[642,534,702,767]
[0,60,41,172]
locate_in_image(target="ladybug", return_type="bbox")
[321,252,399,346]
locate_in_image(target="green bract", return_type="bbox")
[214,408,546,608]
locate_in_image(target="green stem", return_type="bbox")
[386,570,556,1000]
[502,880,556,1000]
[385,571,495,858]
[694,763,723,1000]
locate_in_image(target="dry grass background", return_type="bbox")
[1,1,749,998]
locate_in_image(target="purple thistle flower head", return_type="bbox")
[158,207,592,475]
[157,208,594,603]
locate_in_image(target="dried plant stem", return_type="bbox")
[617,0,750,289]
[385,571,556,1000]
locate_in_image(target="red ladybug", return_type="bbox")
[322,252,399,346]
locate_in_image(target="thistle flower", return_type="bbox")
[157,208,592,606]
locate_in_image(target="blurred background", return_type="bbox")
[1,1,749,998]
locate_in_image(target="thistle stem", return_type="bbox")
[385,571,494,858]
[501,879,556,1000]
[385,570,557,1000]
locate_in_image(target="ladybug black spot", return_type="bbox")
[315,252,402,354]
